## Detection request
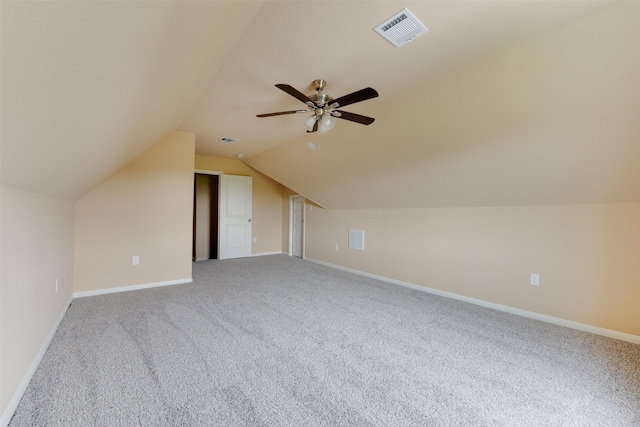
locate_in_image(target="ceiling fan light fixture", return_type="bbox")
[318,113,336,134]
[303,115,317,131]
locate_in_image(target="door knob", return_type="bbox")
[248,219,252,222]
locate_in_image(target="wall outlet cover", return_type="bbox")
[530,273,540,286]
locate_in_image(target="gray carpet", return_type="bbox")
[9,255,640,426]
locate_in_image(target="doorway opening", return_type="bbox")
[193,173,219,260]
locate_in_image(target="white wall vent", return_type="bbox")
[349,229,365,251]
[374,8,428,48]
[219,137,239,144]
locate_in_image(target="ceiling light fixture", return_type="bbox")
[303,111,337,134]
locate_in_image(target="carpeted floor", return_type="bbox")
[9,255,640,426]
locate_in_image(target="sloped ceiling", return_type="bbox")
[1,1,264,199]
[243,1,640,208]
[3,1,637,208]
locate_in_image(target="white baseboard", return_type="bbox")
[217,252,284,261]
[305,258,640,345]
[1,296,73,427]
[250,251,285,257]
[73,277,192,299]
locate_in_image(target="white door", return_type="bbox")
[291,196,304,258]
[219,174,252,260]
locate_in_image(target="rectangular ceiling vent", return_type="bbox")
[374,8,428,48]
[219,137,239,144]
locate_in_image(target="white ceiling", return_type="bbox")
[3,0,635,208]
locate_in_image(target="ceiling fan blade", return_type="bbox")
[275,84,314,105]
[332,110,375,125]
[256,110,307,118]
[329,87,378,108]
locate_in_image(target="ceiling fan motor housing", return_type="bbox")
[309,93,332,106]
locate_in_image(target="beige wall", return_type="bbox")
[195,155,284,255]
[305,203,640,336]
[74,131,195,293]
[0,187,75,417]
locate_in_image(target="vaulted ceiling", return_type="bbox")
[2,1,638,208]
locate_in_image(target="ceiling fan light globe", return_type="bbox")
[303,115,316,131]
[318,114,336,133]
[318,124,335,134]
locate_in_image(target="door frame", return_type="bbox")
[195,169,222,176]
[288,195,305,258]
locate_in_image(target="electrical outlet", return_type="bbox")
[530,273,540,286]
[133,256,140,266]
[334,244,339,252]
[56,279,59,292]
[253,237,257,243]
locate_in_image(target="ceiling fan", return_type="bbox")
[257,79,378,133]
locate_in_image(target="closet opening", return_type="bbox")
[193,173,219,260]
